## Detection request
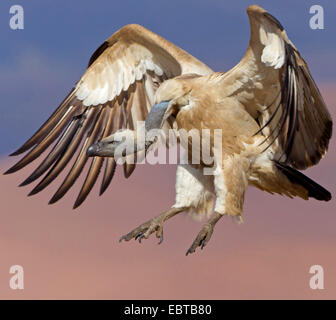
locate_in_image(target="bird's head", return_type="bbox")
[154,78,192,109]
[148,76,195,124]
[87,129,138,158]
[87,76,196,159]
[144,77,195,140]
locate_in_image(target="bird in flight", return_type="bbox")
[5,5,332,255]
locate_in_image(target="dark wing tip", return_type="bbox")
[73,198,83,210]
[99,185,108,196]
[48,194,60,205]
[263,12,284,31]
[324,191,332,202]
[123,162,136,179]
[99,158,116,196]
[27,188,39,197]
[3,162,24,175]
[274,160,332,201]
[19,179,31,187]
[9,140,37,156]
[48,199,56,205]
[9,149,24,157]
[322,119,333,149]
[88,41,109,68]
[3,167,15,175]
[4,161,29,176]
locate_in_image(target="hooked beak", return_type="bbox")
[86,143,100,157]
[87,128,140,158]
[86,140,118,158]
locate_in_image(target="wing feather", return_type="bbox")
[100,157,116,196]
[48,106,105,204]
[6,24,212,207]
[225,6,332,170]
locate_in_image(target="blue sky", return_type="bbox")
[1,0,335,155]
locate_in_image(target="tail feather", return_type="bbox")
[273,161,331,201]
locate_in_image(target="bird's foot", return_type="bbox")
[119,207,186,245]
[186,223,214,255]
[120,216,165,244]
[186,211,223,256]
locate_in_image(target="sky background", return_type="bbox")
[0,0,335,299]
[1,0,336,155]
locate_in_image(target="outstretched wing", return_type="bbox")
[5,24,213,208]
[222,5,332,170]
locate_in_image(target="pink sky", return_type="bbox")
[0,85,335,300]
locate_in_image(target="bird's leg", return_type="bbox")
[186,211,222,256]
[119,207,186,244]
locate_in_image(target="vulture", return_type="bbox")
[5,5,332,255]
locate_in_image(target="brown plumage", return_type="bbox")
[5,5,332,254]
[5,24,212,208]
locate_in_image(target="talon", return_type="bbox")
[158,234,164,245]
[138,234,145,243]
[200,235,208,249]
[186,222,215,255]
[119,234,131,242]
[186,247,193,256]
[156,227,164,244]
